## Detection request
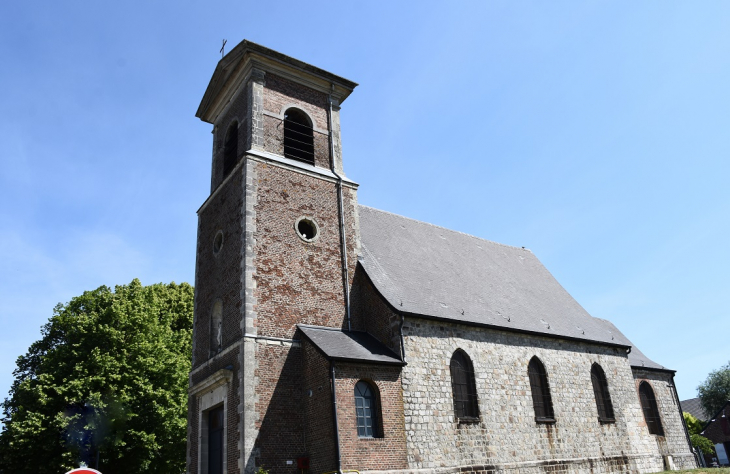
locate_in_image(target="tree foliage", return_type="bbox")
[684,411,704,435]
[684,412,715,455]
[698,361,730,418]
[691,433,716,455]
[0,280,193,474]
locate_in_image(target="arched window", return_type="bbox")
[222,121,238,178]
[639,381,664,435]
[528,356,555,421]
[591,364,615,421]
[354,381,379,438]
[283,108,314,165]
[450,350,479,422]
[209,300,222,356]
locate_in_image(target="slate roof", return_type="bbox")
[298,324,404,366]
[681,397,710,421]
[357,205,669,371]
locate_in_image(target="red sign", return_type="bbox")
[65,469,101,474]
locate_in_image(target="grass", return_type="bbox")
[656,469,730,474]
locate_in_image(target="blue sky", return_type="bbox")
[1,0,728,403]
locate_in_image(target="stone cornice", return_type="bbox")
[197,150,359,216]
[197,40,357,124]
[188,368,233,396]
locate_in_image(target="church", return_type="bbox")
[186,40,695,474]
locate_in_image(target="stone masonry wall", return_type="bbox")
[632,369,696,470]
[401,318,685,474]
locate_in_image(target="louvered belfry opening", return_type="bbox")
[528,357,555,421]
[450,350,479,422]
[639,381,664,435]
[354,381,378,438]
[222,121,238,178]
[591,363,615,421]
[283,108,314,165]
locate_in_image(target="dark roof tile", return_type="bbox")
[298,325,404,366]
[357,205,668,370]
[681,397,710,421]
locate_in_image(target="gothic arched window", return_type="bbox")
[283,108,314,165]
[528,356,555,421]
[591,363,615,422]
[639,381,664,435]
[354,381,379,438]
[222,121,238,178]
[450,350,479,422]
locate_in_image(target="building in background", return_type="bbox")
[186,40,695,474]
[699,401,730,465]
[680,397,710,422]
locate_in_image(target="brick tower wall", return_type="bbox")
[245,73,361,472]
[191,55,363,474]
[193,168,244,367]
[302,340,338,474]
[189,160,246,474]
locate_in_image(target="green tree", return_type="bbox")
[691,433,716,456]
[684,412,716,455]
[0,280,193,474]
[684,411,704,435]
[698,361,730,418]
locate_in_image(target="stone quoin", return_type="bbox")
[186,40,695,474]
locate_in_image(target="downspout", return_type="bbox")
[399,314,407,363]
[328,85,351,332]
[330,363,343,474]
[670,374,697,467]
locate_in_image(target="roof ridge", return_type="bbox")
[358,204,531,253]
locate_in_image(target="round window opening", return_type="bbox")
[213,230,224,254]
[295,217,319,242]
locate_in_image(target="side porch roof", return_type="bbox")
[298,324,405,366]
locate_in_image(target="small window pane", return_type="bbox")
[354,381,378,438]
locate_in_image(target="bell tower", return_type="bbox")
[187,41,359,474]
